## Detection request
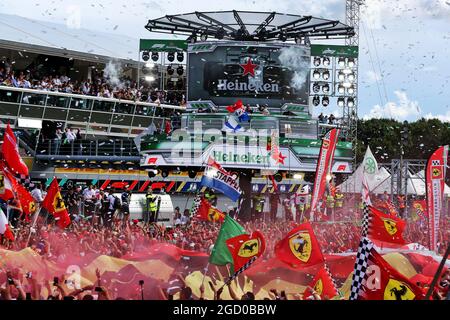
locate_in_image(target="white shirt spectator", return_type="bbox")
[31,188,44,203]
[83,188,96,201]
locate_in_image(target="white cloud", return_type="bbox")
[363,90,421,120]
[362,0,450,29]
[424,111,450,123]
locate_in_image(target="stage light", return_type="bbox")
[167,52,175,62]
[338,57,346,67]
[145,75,155,82]
[278,31,287,42]
[176,52,184,62]
[313,69,321,79]
[322,96,329,107]
[293,173,304,180]
[142,51,150,61]
[161,170,169,178]
[343,81,352,88]
[151,52,159,62]
[338,71,345,81]
[216,28,225,40]
[312,95,320,106]
[322,83,330,94]
[337,97,345,107]
[322,70,330,80]
[188,170,197,179]
[200,33,208,41]
[347,85,355,95]
[348,73,355,81]
[338,84,345,94]
[148,170,157,178]
[295,36,302,44]
[274,173,283,182]
[176,65,184,76]
[347,58,355,67]
[322,57,330,66]
[312,83,320,93]
[313,57,321,67]
[347,97,355,107]
[141,65,150,74]
[167,66,174,75]
[187,32,197,43]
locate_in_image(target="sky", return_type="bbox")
[0,0,449,122]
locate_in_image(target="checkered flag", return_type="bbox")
[224,256,258,286]
[431,160,440,166]
[190,194,202,217]
[349,237,374,300]
[361,203,370,238]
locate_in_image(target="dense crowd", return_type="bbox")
[0,182,449,300]
[0,63,186,106]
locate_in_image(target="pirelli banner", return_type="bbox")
[187,41,310,109]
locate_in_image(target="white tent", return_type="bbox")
[408,170,450,196]
[339,165,450,196]
[338,163,393,194]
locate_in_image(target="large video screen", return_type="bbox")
[187,42,310,108]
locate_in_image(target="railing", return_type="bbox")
[35,139,140,161]
[182,113,319,139]
[0,86,185,137]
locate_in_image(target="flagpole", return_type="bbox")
[424,243,450,300]
[25,206,41,247]
[201,262,209,290]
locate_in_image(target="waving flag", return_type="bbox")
[42,178,71,229]
[226,230,265,272]
[274,222,324,268]
[0,209,14,241]
[303,265,339,300]
[209,215,246,273]
[349,238,424,300]
[200,157,241,202]
[361,173,372,206]
[226,100,244,113]
[222,116,243,133]
[368,206,406,245]
[2,123,29,177]
[310,128,340,218]
[412,200,427,222]
[425,145,448,251]
[192,196,225,223]
[0,168,14,201]
[12,178,36,221]
[362,146,379,178]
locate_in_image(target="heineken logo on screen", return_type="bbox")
[213,151,270,164]
[217,79,279,93]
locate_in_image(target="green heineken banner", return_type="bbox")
[310,44,358,58]
[139,39,187,52]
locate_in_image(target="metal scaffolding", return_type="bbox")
[343,0,364,193]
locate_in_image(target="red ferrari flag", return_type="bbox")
[310,128,340,220]
[274,222,324,268]
[368,206,406,245]
[42,178,71,228]
[10,177,36,221]
[195,196,225,223]
[303,265,339,300]
[425,145,448,251]
[2,123,29,177]
[0,168,14,201]
[0,209,14,241]
[226,230,266,272]
[353,239,425,300]
[412,200,427,222]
